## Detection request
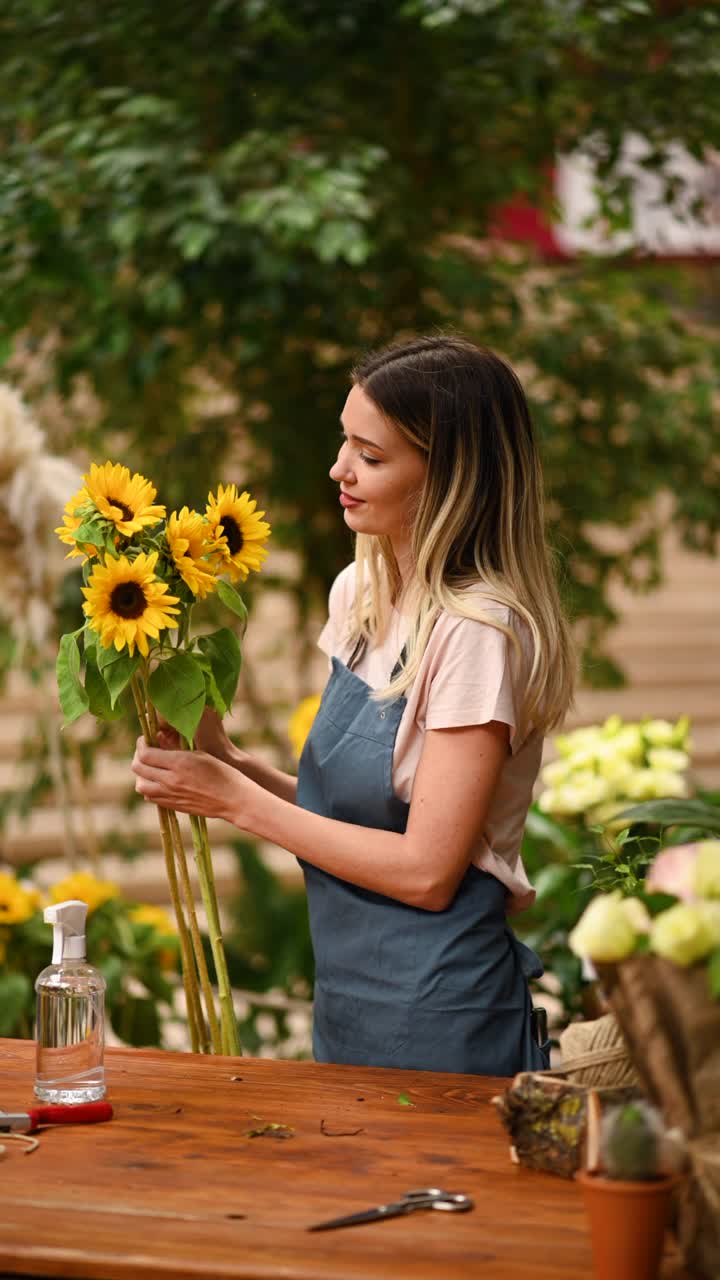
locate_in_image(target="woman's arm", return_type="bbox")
[155,709,298,805]
[131,719,508,911]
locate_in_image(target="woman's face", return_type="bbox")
[330,385,427,554]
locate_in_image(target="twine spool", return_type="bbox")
[560,1013,639,1088]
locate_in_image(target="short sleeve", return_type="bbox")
[424,614,523,750]
[317,563,355,659]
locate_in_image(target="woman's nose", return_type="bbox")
[330,443,354,483]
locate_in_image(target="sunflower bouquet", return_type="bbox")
[55,461,270,1055]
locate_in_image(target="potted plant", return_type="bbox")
[576,1100,683,1280]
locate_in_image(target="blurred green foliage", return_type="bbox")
[1,2,720,1047]
[0,0,719,679]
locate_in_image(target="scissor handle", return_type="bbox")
[403,1188,474,1212]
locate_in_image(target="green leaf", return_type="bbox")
[197,628,241,714]
[0,972,32,1036]
[397,1092,414,1107]
[147,651,206,741]
[96,643,140,708]
[73,519,112,551]
[84,645,124,721]
[614,799,720,832]
[56,632,89,726]
[216,579,249,629]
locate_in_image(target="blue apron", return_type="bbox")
[296,647,549,1075]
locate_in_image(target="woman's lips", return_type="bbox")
[340,493,365,508]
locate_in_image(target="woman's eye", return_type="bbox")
[360,454,381,466]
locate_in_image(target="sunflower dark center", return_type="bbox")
[221,517,244,555]
[110,582,147,619]
[111,498,135,522]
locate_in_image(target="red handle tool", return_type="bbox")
[0,1101,113,1132]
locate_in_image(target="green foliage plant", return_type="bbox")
[0,1,719,687]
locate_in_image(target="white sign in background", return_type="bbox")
[555,135,720,256]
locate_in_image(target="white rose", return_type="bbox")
[697,901,720,947]
[625,769,689,801]
[694,841,720,900]
[620,897,651,934]
[647,748,690,773]
[649,903,715,967]
[569,893,640,962]
[540,758,573,787]
[611,725,645,762]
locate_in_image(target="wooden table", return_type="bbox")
[0,1039,690,1280]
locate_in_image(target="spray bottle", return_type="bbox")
[35,899,107,1103]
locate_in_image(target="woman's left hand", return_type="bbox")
[131,737,247,824]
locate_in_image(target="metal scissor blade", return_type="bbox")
[308,1202,410,1232]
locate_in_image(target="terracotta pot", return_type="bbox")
[576,1169,680,1280]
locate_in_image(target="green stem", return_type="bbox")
[130,673,203,1054]
[167,807,222,1054]
[189,810,241,1057]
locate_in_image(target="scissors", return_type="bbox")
[307,1187,474,1232]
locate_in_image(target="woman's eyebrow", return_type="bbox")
[338,419,386,452]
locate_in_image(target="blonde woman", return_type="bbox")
[133,335,576,1074]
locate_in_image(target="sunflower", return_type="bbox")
[82,551,180,657]
[130,903,179,970]
[0,872,42,925]
[49,871,119,915]
[83,461,166,536]
[166,507,221,599]
[205,484,271,583]
[287,693,322,759]
[55,484,98,558]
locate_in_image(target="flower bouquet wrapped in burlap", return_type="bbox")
[570,840,720,1279]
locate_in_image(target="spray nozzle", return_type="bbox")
[44,898,88,964]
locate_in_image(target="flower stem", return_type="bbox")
[130,673,204,1054]
[188,809,241,1057]
[166,807,222,1054]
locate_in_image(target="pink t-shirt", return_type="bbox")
[317,564,542,913]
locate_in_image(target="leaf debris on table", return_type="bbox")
[245,1116,295,1139]
[320,1119,364,1137]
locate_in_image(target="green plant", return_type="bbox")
[601,1101,665,1182]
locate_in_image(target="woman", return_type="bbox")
[132,335,576,1075]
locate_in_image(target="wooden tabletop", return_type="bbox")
[0,1039,690,1280]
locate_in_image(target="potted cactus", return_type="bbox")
[576,1101,684,1280]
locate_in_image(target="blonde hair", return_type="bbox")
[346,336,576,740]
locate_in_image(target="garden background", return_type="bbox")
[0,0,718,1055]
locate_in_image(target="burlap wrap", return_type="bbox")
[596,955,720,1279]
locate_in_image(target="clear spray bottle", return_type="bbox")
[35,898,107,1104]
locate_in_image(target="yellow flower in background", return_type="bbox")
[166,507,221,599]
[83,461,166,536]
[130,904,179,970]
[649,902,715,967]
[82,551,180,657]
[288,693,322,759]
[0,872,42,924]
[694,841,720,900]
[206,484,271,583]
[49,871,119,914]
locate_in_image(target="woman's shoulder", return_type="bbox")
[327,562,356,616]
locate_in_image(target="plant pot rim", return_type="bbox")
[576,1169,683,1194]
